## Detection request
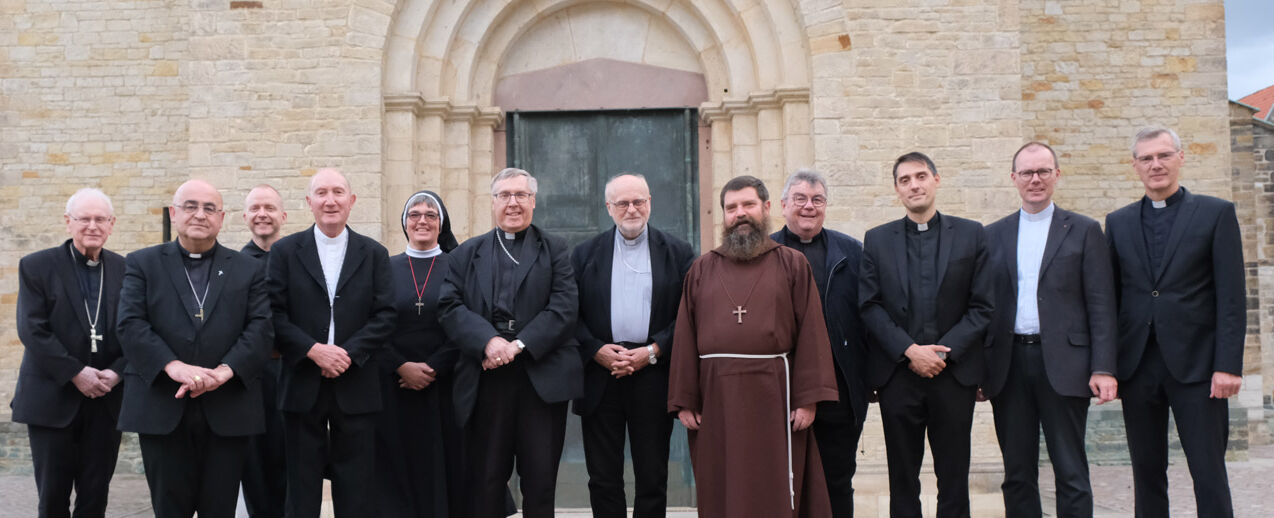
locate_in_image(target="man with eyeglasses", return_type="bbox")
[1105,127,1244,517]
[117,179,273,518]
[770,169,868,518]
[14,188,127,518]
[983,142,1117,518]
[571,173,695,518]
[266,168,395,517]
[439,167,582,518]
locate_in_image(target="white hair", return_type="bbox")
[65,188,114,216]
[781,168,829,200]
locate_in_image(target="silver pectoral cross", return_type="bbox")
[732,305,747,324]
[195,307,205,321]
[89,326,102,353]
[415,299,425,315]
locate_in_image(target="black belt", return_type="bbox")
[616,340,653,349]
[493,319,518,337]
[1014,333,1042,344]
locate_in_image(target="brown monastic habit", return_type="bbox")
[668,239,838,518]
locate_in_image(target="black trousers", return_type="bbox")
[991,341,1093,518]
[812,382,864,518]
[26,397,121,518]
[581,366,674,518]
[242,357,286,518]
[1122,337,1233,518]
[138,402,248,518]
[283,381,377,518]
[878,368,976,518]
[466,360,567,518]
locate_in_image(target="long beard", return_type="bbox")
[720,216,770,260]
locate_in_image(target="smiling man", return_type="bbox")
[984,142,1117,518]
[1104,127,1245,518]
[266,168,396,517]
[667,175,837,518]
[438,167,582,518]
[858,152,994,518]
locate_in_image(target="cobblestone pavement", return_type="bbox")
[2,445,1272,517]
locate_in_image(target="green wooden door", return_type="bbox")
[506,109,699,509]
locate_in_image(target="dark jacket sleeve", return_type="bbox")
[16,253,85,384]
[570,240,607,359]
[218,258,274,382]
[1080,218,1118,375]
[337,241,396,367]
[517,235,579,360]
[116,252,179,385]
[438,244,501,361]
[266,240,318,366]
[858,232,915,361]
[1211,202,1246,375]
[649,238,695,355]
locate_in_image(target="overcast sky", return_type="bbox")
[1226,0,1274,100]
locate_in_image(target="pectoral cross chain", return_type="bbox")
[732,305,747,324]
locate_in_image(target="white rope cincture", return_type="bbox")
[699,352,794,510]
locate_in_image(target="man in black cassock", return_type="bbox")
[438,167,582,518]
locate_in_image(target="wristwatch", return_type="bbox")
[647,345,657,365]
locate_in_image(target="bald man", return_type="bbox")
[117,179,273,518]
[267,168,395,517]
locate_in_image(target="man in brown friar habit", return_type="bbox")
[667,175,839,518]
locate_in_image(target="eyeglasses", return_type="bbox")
[1014,168,1055,180]
[174,202,223,215]
[608,198,649,211]
[69,215,113,226]
[788,195,826,207]
[494,192,533,203]
[406,211,440,223]
[1135,151,1178,165]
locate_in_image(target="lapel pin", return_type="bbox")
[218,270,224,276]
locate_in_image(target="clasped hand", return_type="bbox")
[482,336,521,370]
[164,360,232,398]
[308,343,351,378]
[905,343,950,378]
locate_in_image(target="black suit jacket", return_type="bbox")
[116,241,272,436]
[983,207,1118,398]
[772,227,870,423]
[1105,188,1245,383]
[267,225,396,414]
[570,225,695,416]
[12,241,127,428]
[438,225,583,427]
[859,214,994,388]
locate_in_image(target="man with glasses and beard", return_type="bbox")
[667,175,838,518]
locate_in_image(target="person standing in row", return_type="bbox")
[1106,127,1245,518]
[268,168,396,517]
[859,153,994,518]
[375,190,461,518]
[572,173,695,518]
[984,142,1118,518]
[117,179,273,518]
[13,188,127,518]
[438,168,582,518]
[239,184,288,518]
[668,175,838,518]
[770,169,869,518]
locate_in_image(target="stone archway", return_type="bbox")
[381,0,814,242]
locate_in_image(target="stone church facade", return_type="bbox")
[2,0,1268,509]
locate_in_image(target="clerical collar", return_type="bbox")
[617,225,648,246]
[406,245,442,258]
[905,212,941,233]
[499,228,527,241]
[1020,202,1055,222]
[314,225,349,244]
[176,241,216,261]
[783,227,823,245]
[68,241,102,268]
[1147,188,1184,210]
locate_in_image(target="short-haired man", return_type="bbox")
[668,175,838,517]
[439,168,583,518]
[984,142,1118,518]
[239,184,288,518]
[14,188,127,518]
[1105,127,1245,517]
[770,169,869,518]
[859,153,994,518]
[267,168,396,517]
[117,179,273,517]
[572,173,695,518]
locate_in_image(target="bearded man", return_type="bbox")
[667,175,838,518]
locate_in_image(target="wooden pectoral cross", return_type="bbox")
[732,305,747,324]
[89,326,102,353]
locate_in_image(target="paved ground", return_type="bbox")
[3,445,1272,517]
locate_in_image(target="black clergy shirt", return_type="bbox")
[69,243,103,317]
[1140,187,1185,273]
[491,229,526,331]
[905,213,941,347]
[177,242,215,326]
[783,227,828,301]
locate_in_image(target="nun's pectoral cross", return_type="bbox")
[732,305,747,324]
[89,326,103,353]
[415,300,425,315]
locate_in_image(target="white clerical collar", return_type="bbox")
[1151,199,1167,209]
[1020,202,1055,223]
[917,222,929,232]
[616,225,648,246]
[314,225,348,245]
[406,245,441,258]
